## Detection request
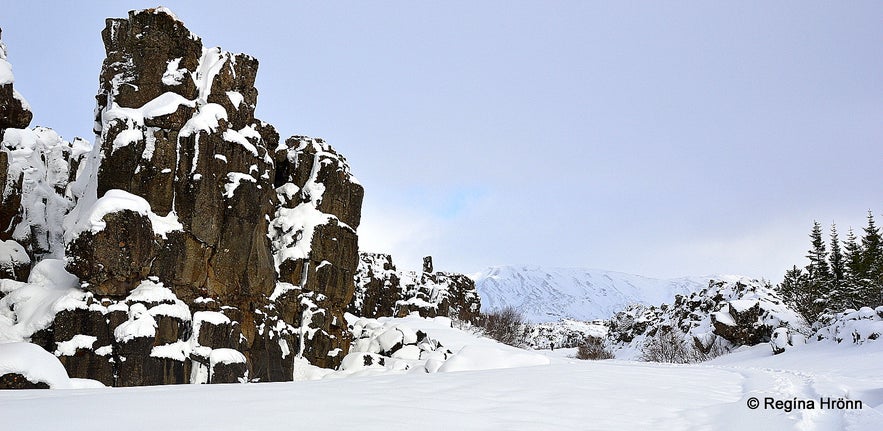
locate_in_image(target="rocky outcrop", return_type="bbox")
[0,7,365,385]
[607,279,807,360]
[344,316,454,373]
[270,136,363,369]
[349,253,481,323]
[350,253,402,318]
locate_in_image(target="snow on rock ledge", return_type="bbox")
[0,342,71,389]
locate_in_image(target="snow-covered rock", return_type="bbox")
[524,318,608,350]
[0,342,70,389]
[607,278,808,360]
[813,306,883,344]
[350,253,481,323]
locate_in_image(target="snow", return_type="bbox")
[179,103,227,137]
[712,311,737,327]
[472,265,739,322]
[126,279,178,303]
[2,127,87,259]
[0,58,13,85]
[209,348,246,365]
[193,48,226,105]
[222,172,257,198]
[114,303,157,343]
[438,344,550,372]
[65,189,183,241]
[0,259,84,342]
[161,58,187,86]
[1,310,882,429]
[3,327,880,429]
[193,311,230,326]
[0,342,71,389]
[150,341,187,361]
[226,91,244,108]
[140,91,196,118]
[0,239,30,271]
[222,129,259,156]
[54,335,97,356]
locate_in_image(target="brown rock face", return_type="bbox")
[271,136,364,369]
[38,8,364,384]
[2,7,372,387]
[66,210,157,297]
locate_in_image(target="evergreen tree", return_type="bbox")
[778,265,813,321]
[806,221,830,281]
[827,223,846,310]
[860,211,883,306]
[843,227,863,282]
[829,223,844,284]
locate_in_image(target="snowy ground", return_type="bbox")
[1,316,881,430]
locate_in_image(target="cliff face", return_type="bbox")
[0,8,363,386]
[349,253,481,324]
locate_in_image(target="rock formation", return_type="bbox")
[607,278,806,359]
[349,253,481,323]
[1,7,365,386]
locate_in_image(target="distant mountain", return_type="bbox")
[470,265,742,323]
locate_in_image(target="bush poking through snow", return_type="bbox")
[476,306,527,348]
[575,336,614,360]
[639,330,698,364]
[639,330,729,363]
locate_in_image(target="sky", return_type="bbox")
[2,2,881,281]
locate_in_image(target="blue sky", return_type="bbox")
[3,2,882,280]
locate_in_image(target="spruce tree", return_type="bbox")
[843,227,863,282]
[806,221,831,281]
[778,265,813,321]
[827,223,846,310]
[860,211,883,306]
[829,223,844,283]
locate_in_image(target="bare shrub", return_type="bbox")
[640,330,729,363]
[639,330,697,364]
[477,306,527,347]
[575,336,614,360]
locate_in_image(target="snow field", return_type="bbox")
[1,315,882,429]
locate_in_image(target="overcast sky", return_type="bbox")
[3,2,881,281]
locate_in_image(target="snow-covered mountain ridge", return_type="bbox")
[470,265,744,322]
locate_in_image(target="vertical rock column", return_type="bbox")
[271,136,363,369]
